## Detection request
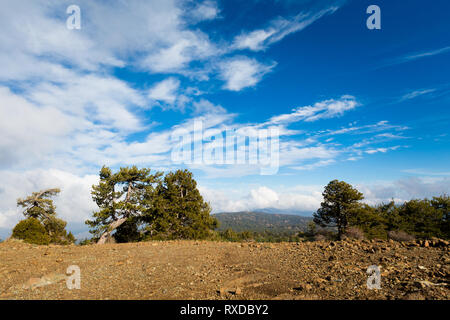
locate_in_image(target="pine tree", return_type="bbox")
[15,188,74,244]
[17,188,60,221]
[145,169,218,240]
[86,166,162,244]
[432,195,449,238]
[313,180,364,240]
[348,203,387,239]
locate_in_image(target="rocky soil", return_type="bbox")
[0,239,448,300]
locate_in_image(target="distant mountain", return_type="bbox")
[213,211,313,234]
[255,208,314,216]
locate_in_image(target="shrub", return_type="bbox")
[387,230,415,242]
[12,218,50,245]
[343,226,366,240]
[43,217,75,244]
[78,238,93,246]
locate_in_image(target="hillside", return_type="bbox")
[213,211,312,233]
[0,239,448,300]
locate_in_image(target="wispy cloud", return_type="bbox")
[268,95,359,124]
[401,46,450,62]
[386,46,450,68]
[402,169,450,176]
[291,159,336,171]
[364,145,401,154]
[232,7,339,51]
[399,88,437,101]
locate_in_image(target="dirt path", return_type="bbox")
[0,239,448,300]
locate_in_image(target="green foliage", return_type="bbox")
[217,228,302,242]
[78,238,93,246]
[86,165,162,241]
[12,218,50,245]
[297,221,318,241]
[114,217,142,243]
[17,188,60,221]
[348,196,449,240]
[348,204,388,239]
[42,216,75,244]
[432,195,450,238]
[15,189,74,245]
[146,169,218,240]
[313,180,364,239]
[86,167,218,242]
[84,170,449,243]
[314,181,448,241]
[395,198,443,239]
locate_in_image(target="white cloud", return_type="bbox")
[233,29,276,51]
[148,77,181,105]
[401,46,450,62]
[232,7,338,51]
[402,169,450,176]
[201,176,450,214]
[0,87,72,168]
[0,169,98,229]
[269,95,359,124]
[364,146,400,154]
[199,185,322,213]
[219,57,276,91]
[291,159,336,171]
[192,99,226,114]
[400,88,436,101]
[189,1,220,22]
[0,0,426,236]
[357,177,450,205]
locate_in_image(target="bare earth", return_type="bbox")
[0,239,448,300]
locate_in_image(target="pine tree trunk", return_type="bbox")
[97,217,128,244]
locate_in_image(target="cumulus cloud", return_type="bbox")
[219,57,276,91]
[189,1,220,22]
[148,77,181,105]
[357,177,450,205]
[0,169,98,229]
[199,185,322,213]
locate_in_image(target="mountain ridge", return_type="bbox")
[212,211,313,233]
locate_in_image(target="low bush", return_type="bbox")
[343,226,366,240]
[12,218,50,245]
[387,230,415,242]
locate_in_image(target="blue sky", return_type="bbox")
[0,0,449,236]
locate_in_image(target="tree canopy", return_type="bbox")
[86,166,162,244]
[86,167,218,244]
[14,188,74,244]
[313,180,364,240]
[146,169,218,240]
[313,180,449,241]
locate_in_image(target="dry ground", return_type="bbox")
[0,239,448,300]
